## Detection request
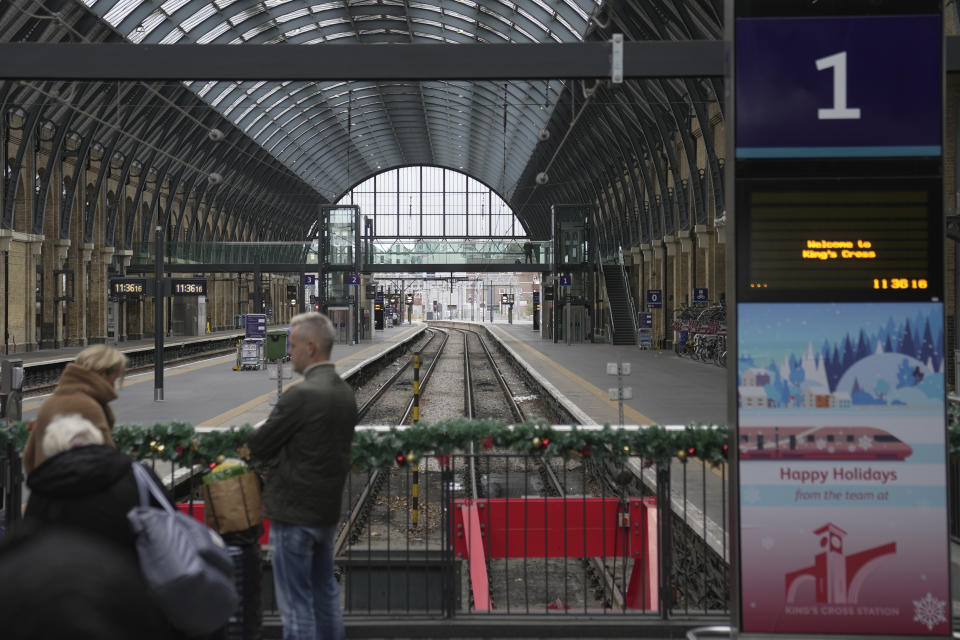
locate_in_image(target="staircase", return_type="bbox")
[603,267,638,345]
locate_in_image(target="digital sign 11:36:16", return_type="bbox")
[172,280,207,295]
[873,278,928,290]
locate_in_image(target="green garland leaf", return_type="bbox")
[1,410,958,470]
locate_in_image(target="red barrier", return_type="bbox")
[176,502,271,544]
[453,496,657,611]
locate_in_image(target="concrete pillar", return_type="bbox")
[86,246,114,344]
[662,236,679,344]
[694,224,711,299]
[715,217,727,305]
[0,230,10,353]
[26,239,43,351]
[66,242,88,347]
[678,230,693,308]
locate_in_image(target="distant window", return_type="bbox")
[336,166,525,238]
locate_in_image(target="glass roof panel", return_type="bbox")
[197,21,231,43]
[276,7,309,23]
[103,0,144,27]
[160,0,190,16]
[159,28,186,43]
[129,12,165,42]
[181,4,217,31]
[77,0,601,202]
[230,8,265,25]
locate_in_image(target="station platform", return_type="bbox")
[14,328,246,365]
[18,319,726,432]
[18,324,426,428]
[480,321,726,426]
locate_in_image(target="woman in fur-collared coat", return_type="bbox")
[22,344,127,475]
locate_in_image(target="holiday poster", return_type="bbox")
[737,302,950,635]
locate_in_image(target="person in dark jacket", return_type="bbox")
[24,413,146,557]
[248,312,357,640]
[23,344,128,474]
[21,413,197,639]
[0,524,169,640]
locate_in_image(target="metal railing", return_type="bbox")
[5,443,958,632]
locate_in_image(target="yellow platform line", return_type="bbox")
[21,353,235,412]
[198,336,402,426]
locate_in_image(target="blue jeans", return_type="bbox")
[270,521,344,640]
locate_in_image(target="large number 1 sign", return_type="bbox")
[815,51,861,120]
[731,1,949,637]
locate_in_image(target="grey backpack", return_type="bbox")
[127,462,239,635]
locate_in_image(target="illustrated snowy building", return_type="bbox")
[830,392,852,408]
[739,386,767,408]
[741,368,771,387]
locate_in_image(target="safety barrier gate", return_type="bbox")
[452,496,658,611]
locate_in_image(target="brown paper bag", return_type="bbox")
[202,471,263,534]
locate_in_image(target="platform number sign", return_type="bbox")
[303,274,315,286]
[735,13,940,159]
[692,288,708,304]
[558,275,571,286]
[348,274,360,286]
[733,1,947,636]
[646,289,662,309]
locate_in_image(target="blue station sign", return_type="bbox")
[735,15,940,158]
[646,289,662,309]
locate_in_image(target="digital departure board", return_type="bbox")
[736,174,942,301]
[171,278,207,296]
[109,277,146,297]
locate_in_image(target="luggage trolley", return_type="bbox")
[239,339,263,371]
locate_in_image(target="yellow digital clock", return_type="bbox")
[171,279,207,296]
[110,278,146,296]
[873,278,928,290]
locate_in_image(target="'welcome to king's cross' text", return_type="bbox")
[780,467,898,484]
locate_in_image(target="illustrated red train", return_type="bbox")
[738,426,912,461]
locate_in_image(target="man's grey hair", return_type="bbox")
[290,311,336,356]
[41,414,104,458]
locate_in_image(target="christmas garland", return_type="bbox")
[1,406,958,470]
[0,418,725,469]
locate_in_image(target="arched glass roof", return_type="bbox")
[78,0,602,201]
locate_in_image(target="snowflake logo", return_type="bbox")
[743,487,762,504]
[847,444,857,453]
[912,592,947,630]
[858,435,873,450]
[816,438,826,450]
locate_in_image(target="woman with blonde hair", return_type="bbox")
[23,344,128,474]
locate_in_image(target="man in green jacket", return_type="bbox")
[248,312,357,640]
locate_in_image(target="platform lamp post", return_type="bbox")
[154,225,164,402]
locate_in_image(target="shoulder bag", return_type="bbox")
[127,462,240,636]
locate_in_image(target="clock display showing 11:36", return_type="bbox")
[172,279,207,296]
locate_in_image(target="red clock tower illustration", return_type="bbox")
[785,523,896,604]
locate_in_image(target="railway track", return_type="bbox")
[323,323,725,616]
[22,337,241,396]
